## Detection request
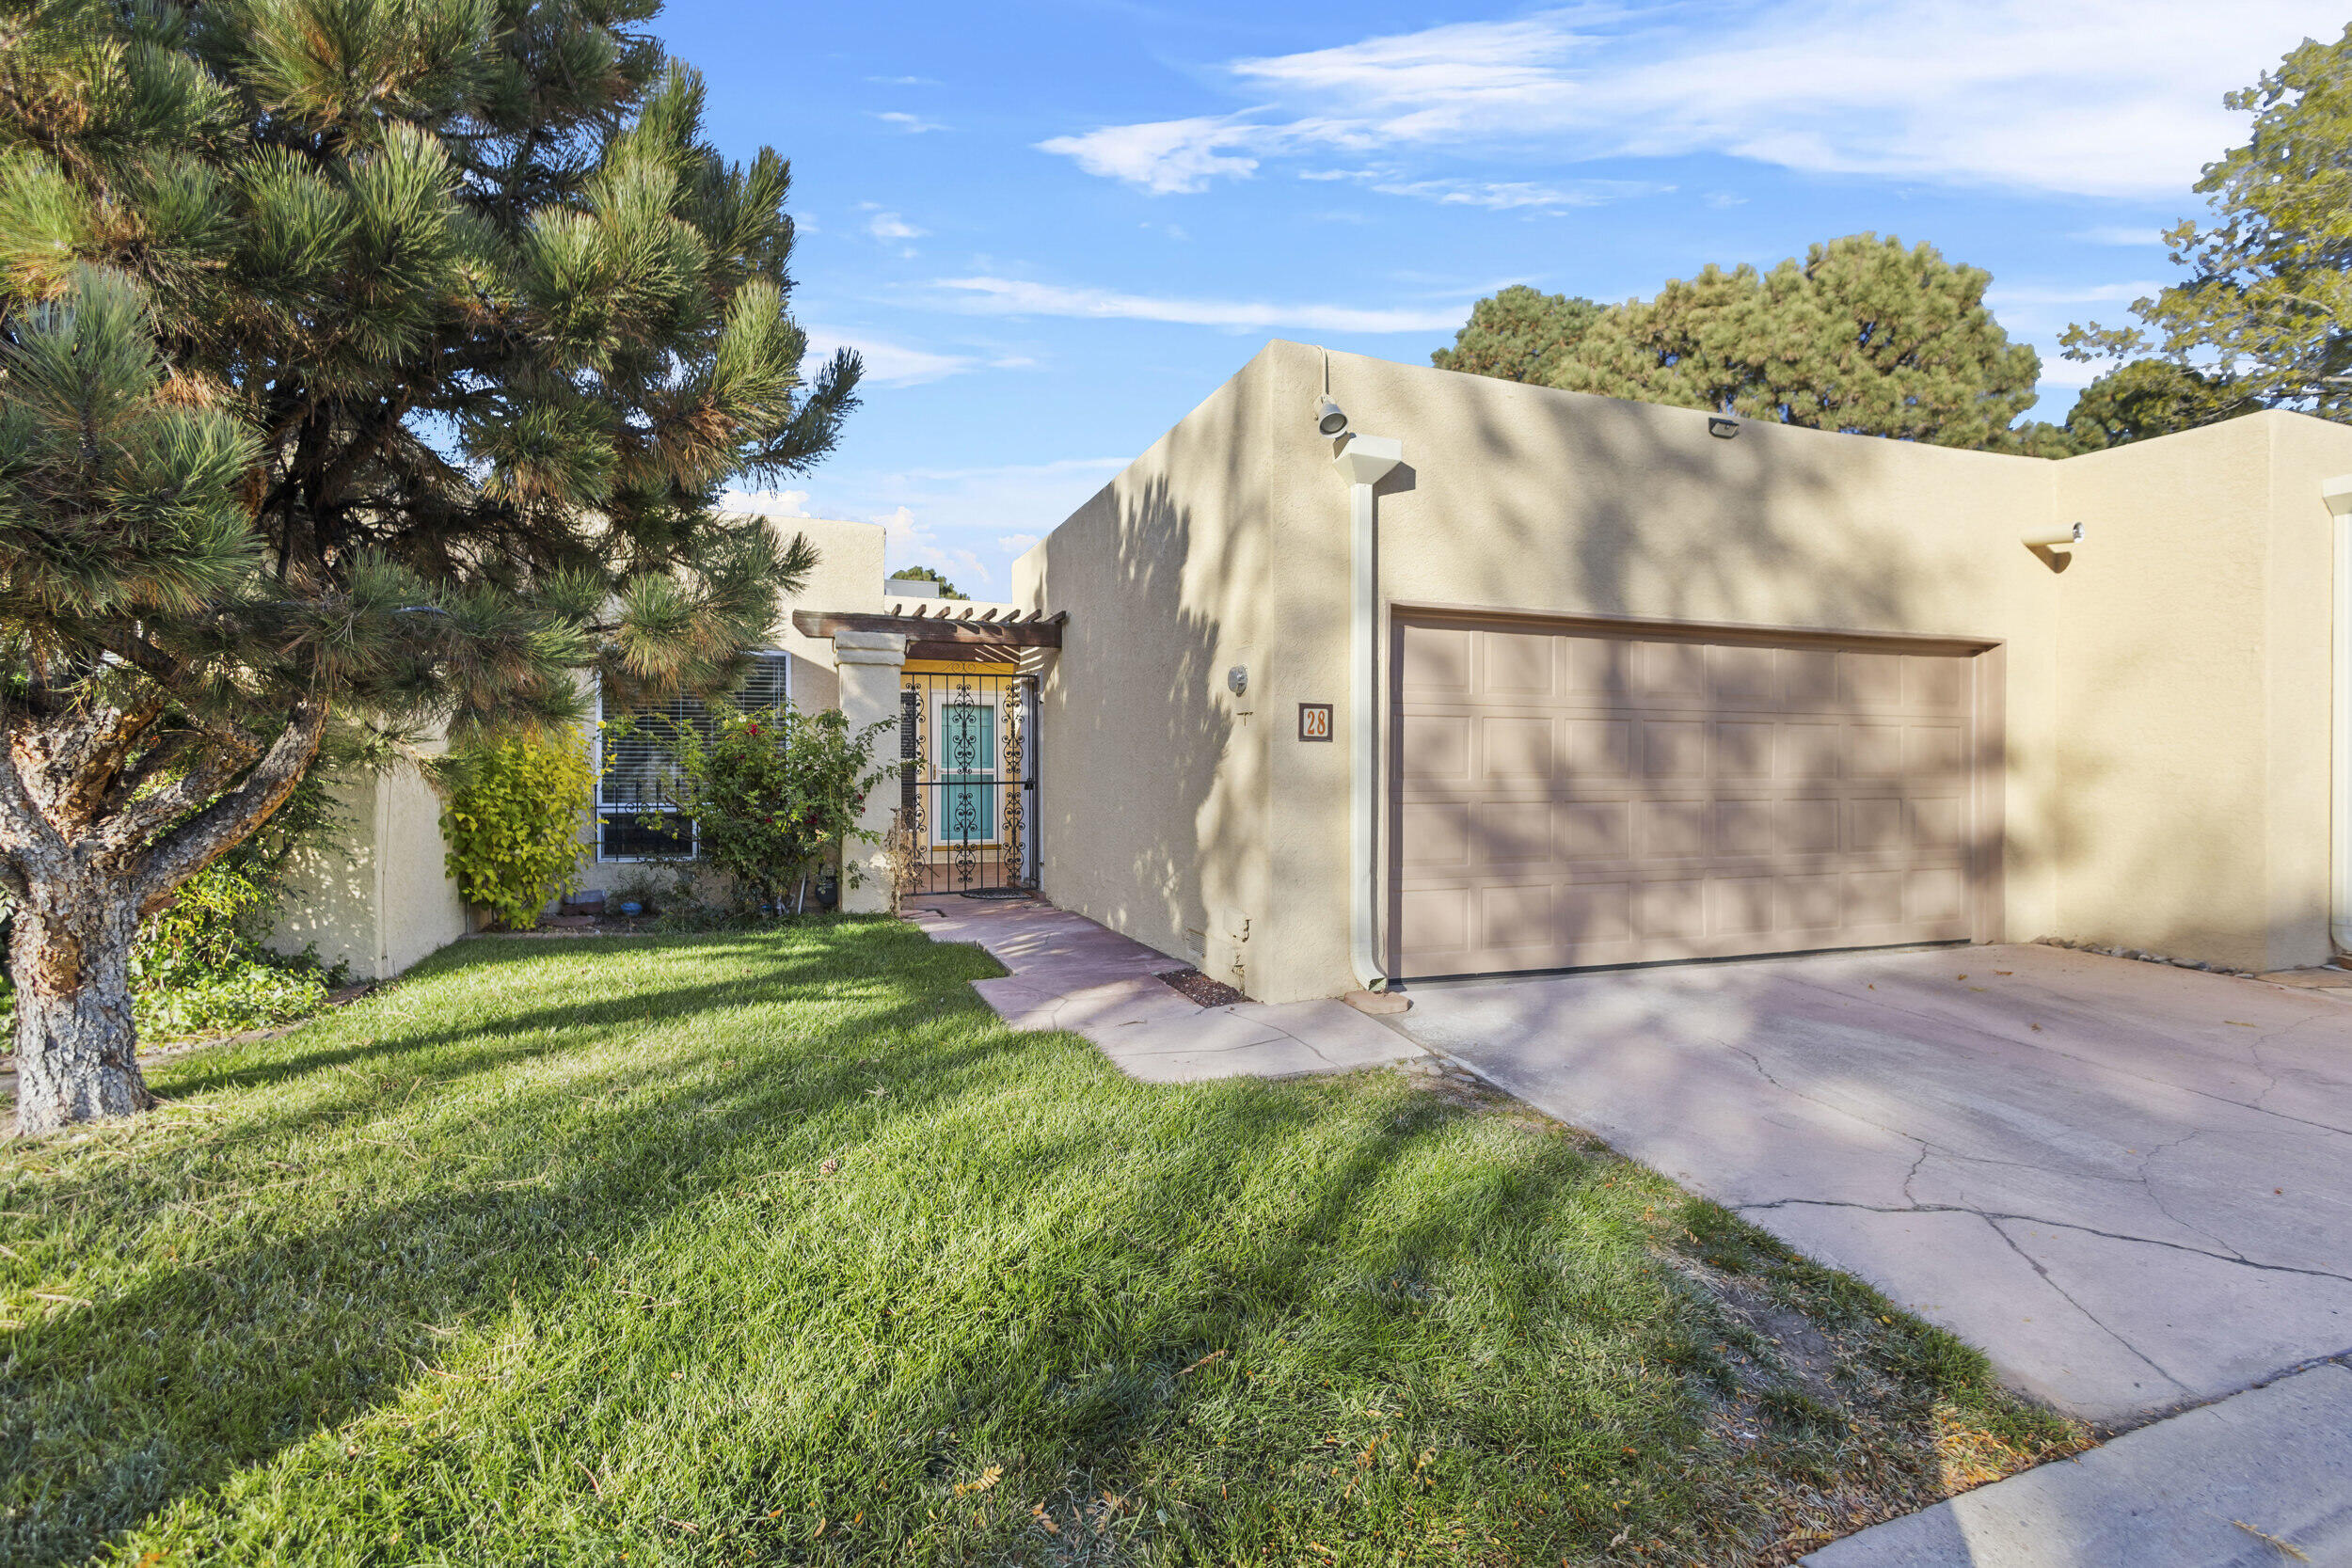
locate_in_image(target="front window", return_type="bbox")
[596,654,790,861]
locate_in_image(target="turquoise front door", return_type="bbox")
[935,700,997,845]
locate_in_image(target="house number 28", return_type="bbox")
[1297,703,1333,741]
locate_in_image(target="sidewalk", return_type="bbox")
[905,895,1422,1083]
[1803,1361,2352,1566]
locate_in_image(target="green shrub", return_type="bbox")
[611,704,888,912]
[141,863,273,983]
[442,738,593,929]
[135,958,331,1038]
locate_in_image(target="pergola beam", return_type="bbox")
[791,609,1066,648]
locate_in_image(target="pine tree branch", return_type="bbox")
[130,697,328,915]
[94,736,256,858]
[92,727,205,822]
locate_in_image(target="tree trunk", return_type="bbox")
[10,890,150,1138]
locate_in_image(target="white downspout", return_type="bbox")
[1334,434,1403,990]
[2324,477,2352,955]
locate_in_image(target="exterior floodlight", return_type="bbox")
[2021,520,2085,548]
[1315,395,1350,436]
[1708,417,1740,439]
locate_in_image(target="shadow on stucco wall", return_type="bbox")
[1343,353,2066,985]
[1025,467,1245,981]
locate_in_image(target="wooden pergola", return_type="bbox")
[790,607,1066,665]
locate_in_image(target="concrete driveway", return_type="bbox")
[1398,942,2352,1427]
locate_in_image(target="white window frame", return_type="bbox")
[594,652,792,863]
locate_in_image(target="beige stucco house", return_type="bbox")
[281,338,2352,1005]
[269,512,1036,974]
[985,341,2352,1004]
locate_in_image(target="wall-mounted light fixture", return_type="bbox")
[1708,417,1740,439]
[1314,395,1350,436]
[1227,665,1248,696]
[2021,521,2085,549]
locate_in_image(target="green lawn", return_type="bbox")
[3,919,2080,1565]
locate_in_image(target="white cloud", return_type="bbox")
[1985,281,2163,308]
[935,276,1467,334]
[1982,281,2164,342]
[998,532,1042,554]
[866,211,928,242]
[1039,2,2346,199]
[1037,116,1266,194]
[2072,225,2170,246]
[867,75,939,87]
[801,327,975,387]
[875,110,947,134]
[2032,357,2112,390]
[1363,175,1669,210]
[721,487,813,517]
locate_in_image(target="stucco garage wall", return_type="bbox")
[1248,341,2064,1003]
[2051,412,2352,972]
[1015,340,2352,1004]
[1012,359,1272,990]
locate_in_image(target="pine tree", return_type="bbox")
[0,0,857,1135]
[1436,236,2043,450]
[1429,284,1601,384]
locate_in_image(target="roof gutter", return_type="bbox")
[1334,433,1402,992]
[2325,477,2352,956]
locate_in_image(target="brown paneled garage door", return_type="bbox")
[1392,616,1995,977]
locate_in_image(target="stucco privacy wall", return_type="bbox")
[1021,340,2349,1003]
[2052,412,2352,972]
[1012,362,1273,991]
[268,761,468,982]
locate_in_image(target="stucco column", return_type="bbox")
[833,628,908,913]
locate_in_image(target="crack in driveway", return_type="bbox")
[1732,1195,2352,1286]
[1411,944,2352,1422]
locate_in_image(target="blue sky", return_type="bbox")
[665,1,2350,594]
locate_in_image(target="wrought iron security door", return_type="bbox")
[898,669,1036,895]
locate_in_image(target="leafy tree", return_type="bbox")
[0,0,856,1134]
[1437,236,2042,449]
[888,564,967,600]
[2062,27,2352,424]
[1430,284,1602,383]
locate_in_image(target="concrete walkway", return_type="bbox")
[1397,942,2352,1427]
[1803,1361,2352,1566]
[906,896,1422,1082]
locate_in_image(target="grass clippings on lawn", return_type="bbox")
[1,917,2086,1565]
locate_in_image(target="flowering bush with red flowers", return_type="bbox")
[608,702,890,912]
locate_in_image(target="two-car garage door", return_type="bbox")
[1393,616,1994,978]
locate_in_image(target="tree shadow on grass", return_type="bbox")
[3,923,1769,1565]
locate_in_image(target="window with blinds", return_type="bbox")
[596,653,791,861]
